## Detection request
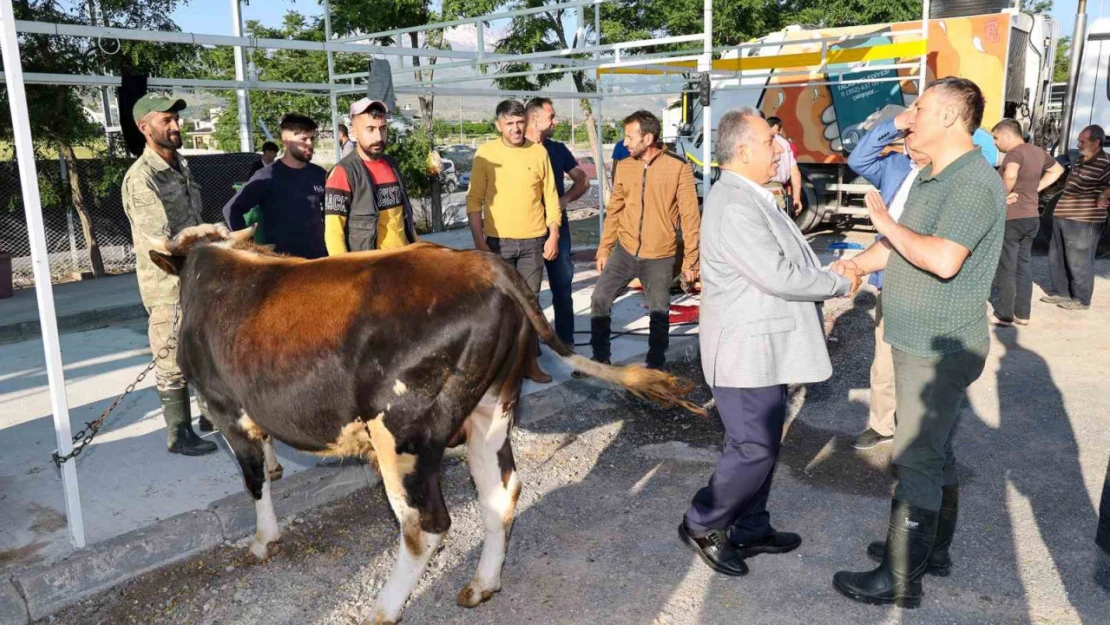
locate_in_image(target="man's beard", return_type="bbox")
[153,129,182,150]
[361,142,386,159]
[287,144,313,163]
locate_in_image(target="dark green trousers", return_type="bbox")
[891,343,987,511]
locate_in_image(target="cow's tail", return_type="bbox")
[492,262,706,417]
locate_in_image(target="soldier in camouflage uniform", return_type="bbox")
[122,94,217,456]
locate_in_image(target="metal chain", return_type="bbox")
[51,306,182,467]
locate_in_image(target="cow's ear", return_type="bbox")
[149,250,184,276]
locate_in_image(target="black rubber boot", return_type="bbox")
[645,311,670,370]
[159,388,217,456]
[868,485,957,576]
[590,315,612,364]
[833,500,938,609]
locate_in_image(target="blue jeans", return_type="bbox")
[544,216,575,345]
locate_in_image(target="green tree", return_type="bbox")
[1025,0,1054,14]
[0,0,199,277]
[1054,36,1071,83]
[780,0,922,28]
[206,12,364,153]
[385,125,437,232]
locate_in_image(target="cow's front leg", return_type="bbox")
[458,391,521,608]
[363,418,450,625]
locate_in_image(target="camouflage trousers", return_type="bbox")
[147,304,185,392]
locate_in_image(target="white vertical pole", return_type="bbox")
[919,0,930,96]
[594,2,606,236]
[1061,0,1089,154]
[0,0,85,548]
[324,0,341,163]
[231,0,252,153]
[700,0,713,198]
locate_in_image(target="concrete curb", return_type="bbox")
[0,335,702,625]
[0,304,147,346]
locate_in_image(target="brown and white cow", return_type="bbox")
[147,224,702,625]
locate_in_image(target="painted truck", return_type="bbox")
[673,10,1058,232]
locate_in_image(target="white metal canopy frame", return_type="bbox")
[0,0,713,550]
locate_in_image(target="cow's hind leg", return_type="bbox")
[222,413,281,560]
[458,387,522,608]
[365,418,450,625]
[262,435,284,482]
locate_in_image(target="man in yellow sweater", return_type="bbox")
[467,99,562,382]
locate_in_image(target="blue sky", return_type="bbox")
[174,0,1102,41]
[171,0,321,35]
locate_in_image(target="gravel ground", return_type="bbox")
[42,261,1110,625]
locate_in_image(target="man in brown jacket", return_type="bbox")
[591,110,700,369]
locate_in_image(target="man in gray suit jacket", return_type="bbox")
[680,108,859,576]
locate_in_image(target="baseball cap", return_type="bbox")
[349,97,388,118]
[132,94,186,123]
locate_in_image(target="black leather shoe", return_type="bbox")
[733,530,802,558]
[678,523,749,577]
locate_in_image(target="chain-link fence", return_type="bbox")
[0,152,258,288]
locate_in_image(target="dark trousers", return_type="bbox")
[590,244,674,365]
[891,345,987,511]
[992,217,1040,321]
[544,216,575,345]
[685,384,788,543]
[1048,218,1104,306]
[487,236,546,294]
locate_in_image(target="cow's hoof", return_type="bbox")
[249,538,281,562]
[456,581,499,608]
[267,464,284,482]
[360,610,398,625]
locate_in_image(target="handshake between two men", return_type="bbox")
[828,190,898,296]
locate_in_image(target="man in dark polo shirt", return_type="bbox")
[829,78,1006,609]
[1042,124,1110,311]
[990,119,1064,325]
[525,97,590,346]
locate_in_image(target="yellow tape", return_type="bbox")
[597,39,926,76]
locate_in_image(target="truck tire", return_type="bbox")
[793,179,824,233]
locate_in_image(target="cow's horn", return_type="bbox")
[228,225,256,245]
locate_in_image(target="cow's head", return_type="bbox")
[148,224,257,276]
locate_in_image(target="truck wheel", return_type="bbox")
[792,180,823,233]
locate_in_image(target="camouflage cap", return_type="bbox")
[133,94,186,124]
